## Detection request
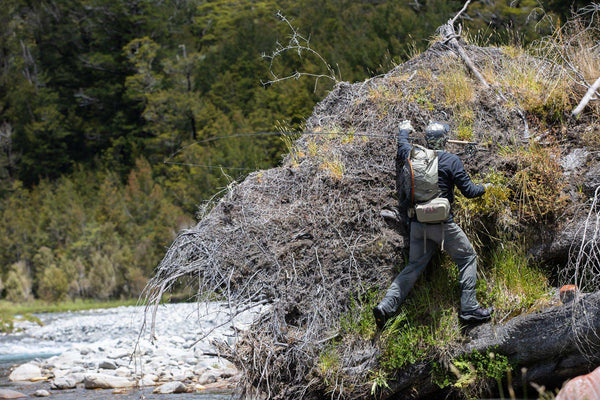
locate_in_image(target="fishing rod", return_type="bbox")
[164,131,488,170]
[408,136,489,156]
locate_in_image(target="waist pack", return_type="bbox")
[402,144,450,224]
[414,197,450,223]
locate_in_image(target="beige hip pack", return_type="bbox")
[414,197,450,223]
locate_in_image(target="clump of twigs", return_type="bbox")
[562,185,600,358]
[564,185,600,292]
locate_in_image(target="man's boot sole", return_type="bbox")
[459,312,492,322]
[373,307,386,330]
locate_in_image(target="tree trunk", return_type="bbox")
[384,291,600,399]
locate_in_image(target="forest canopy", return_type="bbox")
[0,0,589,301]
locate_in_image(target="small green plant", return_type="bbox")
[433,349,512,398]
[370,369,391,396]
[454,169,514,238]
[0,307,41,333]
[339,290,379,338]
[281,132,303,167]
[380,315,429,370]
[440,62,475,108]
[307,138,319,157]
[411,88,434,110]
[0,313,14,333]
[484,46,572,123]
[317,346,342,391]
[341,127,356,144]
[455,119,474,141]
[317,290,379,392]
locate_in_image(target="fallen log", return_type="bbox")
[382,291,600,399]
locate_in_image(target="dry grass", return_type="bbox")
[581,120,600,148]
[506,144,567,224]
[482,48,571,122]
[320,156,345,180]
[439,57,476,140]
[533,7,600,118]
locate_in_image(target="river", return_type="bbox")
[0,302,265,399]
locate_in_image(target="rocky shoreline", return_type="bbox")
[1,302,265,398]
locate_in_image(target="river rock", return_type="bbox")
[170,336,186,345]
[198,371,218,385]
[99,360,118,370]
[170,368,193,381]
[144,373,159,381]
[52,368,69,378]
[49,350,80,367]
[69,372,86,384]
[51,376,78,389]
[0,389,27,399]
[115,366,131,377]
[216,367,238,379]
[9,362,43,382]
[153,381,187,394]
[84,373,134,389]
[139,375,158,386]
[33,389,50,397]
[108,349,130,359]
[3,302,260,398]
[77,345,94,355]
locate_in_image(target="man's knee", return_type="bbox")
[451,249,476,269]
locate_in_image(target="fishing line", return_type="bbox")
[163,130,396,170]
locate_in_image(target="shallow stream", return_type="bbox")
[0,303,254,399]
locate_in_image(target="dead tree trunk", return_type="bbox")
[383,291,600,399]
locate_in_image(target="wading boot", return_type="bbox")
[459,307,493,323]
[373,305,388,330]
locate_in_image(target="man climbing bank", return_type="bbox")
[373,120,493,330]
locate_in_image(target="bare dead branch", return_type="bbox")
[449,0,472,26]
[573,76,600,116]
[261,11,338,91]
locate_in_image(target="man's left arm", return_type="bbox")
[451,155,485,198]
